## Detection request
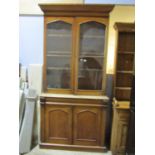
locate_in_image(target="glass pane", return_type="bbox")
[47,69,70,89]
[46,21,72,89]
[46,56,71,68]
[80,21,105,56]
[46,37,71,52]
[78,21,106,90]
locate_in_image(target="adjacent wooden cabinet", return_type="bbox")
[113,23,135,101]
[39,4,114,152]
[111,23,135,155]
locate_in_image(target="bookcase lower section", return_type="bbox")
[40,95,109,152]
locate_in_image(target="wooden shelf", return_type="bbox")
[117,71,133,74]
[80,55,104,58]
[47,67,70,70]
[47,34,71,37]
[79,69,102,71]
[118,52,134,54]
[47,51,71,54]
[47,54,71,57]
[80,52,104,54]
[115,87,131,90]
[81,35,104,39]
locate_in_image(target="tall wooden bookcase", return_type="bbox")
[39,4,114,152]
[111,23,135,155]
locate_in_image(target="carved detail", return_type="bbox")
[77,110,97,115]
[49,109,68,114]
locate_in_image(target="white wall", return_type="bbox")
[19,0,84,15]
[85,0,134,4]
[19,16,44,68]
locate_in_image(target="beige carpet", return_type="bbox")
[25,145,112,155]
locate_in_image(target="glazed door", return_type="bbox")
[44,17,74,93]
[75,18,108,95]
[44,105,72,144]
[73,107,101,146]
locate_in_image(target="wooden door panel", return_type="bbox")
[116,111,130,153]
[73,107,101,146]
[45,105,72,144]
[116,120,129,151]
[111,109,130,154]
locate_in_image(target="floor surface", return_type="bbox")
[25,145,112,155]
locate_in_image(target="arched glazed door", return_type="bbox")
[75,18,108,95]
[44,17,74,93]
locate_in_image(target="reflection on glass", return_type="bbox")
[78,21,105,90]
[78,57,103,90]
[46,56,71,68]
[46,21,72,89]
[47,68,70,89]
